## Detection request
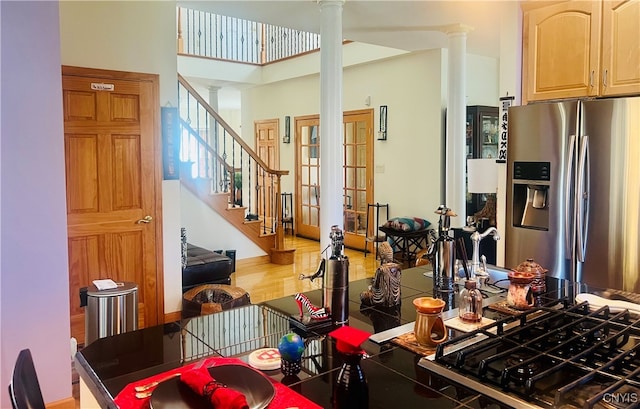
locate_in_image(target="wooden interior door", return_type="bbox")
[63,66,163,344]
[295,115,321,240]
[254,119,279,227]
[342,109,374,250]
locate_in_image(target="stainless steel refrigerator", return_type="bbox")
[505,97,640,293]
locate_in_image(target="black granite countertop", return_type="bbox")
[76,265,578,409]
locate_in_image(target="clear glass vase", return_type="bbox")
[459,279,483,323]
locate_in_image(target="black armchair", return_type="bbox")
[182,244,233,293]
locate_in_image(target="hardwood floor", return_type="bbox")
[231,234,379,304]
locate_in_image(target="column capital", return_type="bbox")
[438,23,474,36]
[317,0,345,7]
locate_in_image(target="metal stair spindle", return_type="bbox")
[270,175,275,233]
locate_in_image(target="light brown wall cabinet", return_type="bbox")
[523,0,640,102]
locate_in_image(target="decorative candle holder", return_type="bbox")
[413,297,447,347]
[507,270,535,310]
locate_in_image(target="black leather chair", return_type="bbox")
[8,349,46,409]
[182,244,233,293]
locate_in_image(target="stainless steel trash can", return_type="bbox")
[85,282,138,345]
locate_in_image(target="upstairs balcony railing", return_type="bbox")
[177,6,321,64]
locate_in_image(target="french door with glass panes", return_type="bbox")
[342,109,373,250]
[294,110,374,249]
[295,115,321,239]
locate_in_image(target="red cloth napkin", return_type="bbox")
[180,366,249,409]
[113,357,323,409]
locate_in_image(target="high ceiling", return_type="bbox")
[179,0,521,107]
[181,0,520,59]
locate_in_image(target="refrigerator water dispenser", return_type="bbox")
[521,185,549,229]
[511,162,550,231]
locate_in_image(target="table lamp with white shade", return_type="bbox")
[467,158,498,228]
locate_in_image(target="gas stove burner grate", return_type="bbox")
[421,297,640,408]
[571,319,607,342]
[505,353,542,383]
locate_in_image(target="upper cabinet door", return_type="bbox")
[601,0,640,96]
[523,1,602,102]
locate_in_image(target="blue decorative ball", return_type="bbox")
[278,332,305,362]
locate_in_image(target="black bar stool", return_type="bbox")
[365,203,389,258]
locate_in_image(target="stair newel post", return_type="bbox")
[275,175,284,250]
[231,130,237,207]
[239,148,244,207]
[247,158,253,217]
[270,174,275,234]
[222,128,228,197]
[261,168,267,234]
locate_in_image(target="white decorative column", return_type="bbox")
[495,3,522,266]
[318,0,345,252]
[208,86,220,111]
[443,24,473,228]
[208,86,220,136]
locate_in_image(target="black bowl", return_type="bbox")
[150,364,275,409]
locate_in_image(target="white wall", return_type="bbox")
[261,42,409,85]
[59,1,178,104]
[344,50,447,220]
[242,48,499,226]
[58,1,184,314]
[1,2,71,406]
[465,54,500,106]
[181,189,265,259]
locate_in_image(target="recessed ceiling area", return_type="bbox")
[179,0,520,108]
[180,0,519,58]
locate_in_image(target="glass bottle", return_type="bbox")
[459,279,482,323]
[334,352,368,409]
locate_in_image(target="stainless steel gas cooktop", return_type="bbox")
[420,298,640,408]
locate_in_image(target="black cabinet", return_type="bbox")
[466,105,498,216]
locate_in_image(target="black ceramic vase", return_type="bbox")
[334,352,368,409]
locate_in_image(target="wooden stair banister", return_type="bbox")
[178,74,287,178]
[178,74,293,262]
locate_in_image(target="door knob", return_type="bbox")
[136,215,153,224]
